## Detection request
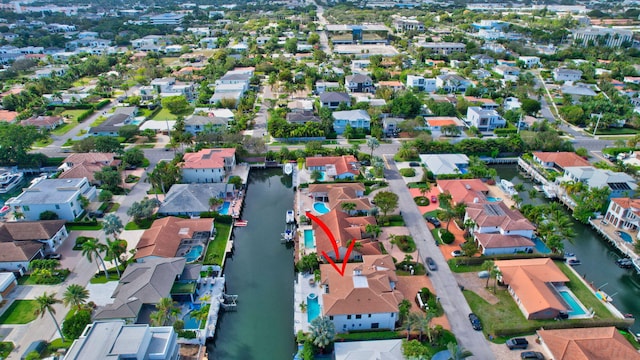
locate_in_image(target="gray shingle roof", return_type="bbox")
[320,92,350,103]
[158,183,235,215]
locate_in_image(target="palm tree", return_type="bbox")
[81,238,109,280]
[34,292,64,342]
[340,202,357,214]
[447,342,473,360]
[106,238,127,278]
[412,311,435,343]
[437,192,455,231]
[405,312,420,340]
[365,224,382,240]
[209,197,224,210]
[151,297,180,326]
[309,316,335,354]
[482,260,495,288]
[366,137,380,159]
[491,267,502,293]
[62,284,89,311]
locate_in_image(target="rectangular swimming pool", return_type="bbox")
[559,290,586,316]
[532,237,551,254]
[307,295,320,323]
[304,229,315,249]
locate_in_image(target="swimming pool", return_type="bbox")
[182,304,202,329]
[559,290,586,316]
[313,202,330,215]
[184,245,204,263]
[219,201,230,215]
[304,229,315,249]
[532,237,551,254]
[456,165,468,174]
[307,293,320,323]
[618,231,633,243]
[486,196,502,202]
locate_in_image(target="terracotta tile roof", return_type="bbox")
[21,116,63,128]
[64,153,117,166]
[0,87,23,98]
[308,183,365,194]
[0,110,18,123]
[475,233,535,249]
[313,209,377,257]
[538,327,640,360]
[327,187,372,212]
[466,202,536,231]
[426,117,462,127]
[533,152,591,169]
[0,220,66,242]
[58,163,105,183]
[378,81,403,87]
[495,259,569,317]
[305,155,359,176]
[437,179,489,205]
[464,96,497,104]
[182,148,236,169]
[321,255,403,316]
[135,217,213,259]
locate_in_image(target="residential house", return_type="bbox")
[308,183,371,214]
[134,217,214,262]
[418,42,466,55]
[286,111,321,124]
[466,106,506,132]
[89,107,138,136]
[604,197,640,232]
[0,110,18,124]
[519,56,541,68]
[406,75,436,92]
[0,273,17,301]
[200,37,219,49]
[181,148,236,183]
[131,35,168,51]
[471,54,495,66]
[466,201,536,255]
[382,117,401,136]
[503,97,522,112]
[6,177,97,221]
[315,81,340,94]
[554,68,583,82]
[345,74,374,93]
[321,255,403,332]
[425,117,465,132]
[64,320,180,360]
[306,155,360,180]
[332,110,371,135]
[149,13,185,25]
[435,74,471,93]
[464,96,499,110]
[377,81,404,92]
[562,167,637,198]
[58,153,120,185]
[0,220,67,272]
[158,183,235,216]
[319,92,350,109]
[93,257,196,322]
[20,116,64,130]
[561,83,597,100]
[151,77,195,100]
[537,327,640,360]
[495,259,570,320]
[335,339,403,360]
[494,64,520,77]
[184,115,228,135]
[436,179,490,205]
[287,100,314,113]
[532,152,591,173]
[43,93,91,105]
[34,66,67,78]
[419,154,469,176]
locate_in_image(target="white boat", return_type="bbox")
[284,162,293,175]
[286,210,295,224]
[0,171,24,194]
[500,179,518,196]
[282,229,293,242]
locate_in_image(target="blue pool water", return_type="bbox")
[456,165,468,174]
[307,294,320,323]
[532,237,551,254]
[313,202,330,214]
[618,231,633,243]
[559,290,586,316]
[182,304,202,329]
[219,201,230,215]
[304,229,315,249]
[318,172,326,181]
[486,196,502,202]
[184,245,204,263]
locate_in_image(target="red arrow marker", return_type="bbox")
[306,211,355,276]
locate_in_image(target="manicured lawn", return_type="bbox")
[595,128,640,135]
[90,116,108,127]
[51,120,78,136]
[431,228,442,245]
[556,261,614,319]
[336,330,401,341]
[0,300,38,324]
[33,138,53,148]
[347,139,366,144]
[124,218,154,230]
[66,223,102,231]
[447,259,485,273]
[203,222,231,265]
[89,273,120,284]
[149,107,180,121]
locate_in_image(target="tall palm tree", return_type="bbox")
[404,312,420,340]
[365,224,382,240]
[62,284,89,311]
[151,297,180,326]
[34,292,65,342]
[411,311,434,343]
[309,316,335,354]
[81,238,109,280]
[482,260,495,289]
[447,342,473,360]
[340,202,357,213]
[437,192,455,231]
[106,238,127,278]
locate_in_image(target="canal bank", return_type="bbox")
[209,169,296,359]
[495,165,640,334]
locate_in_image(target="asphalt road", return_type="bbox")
[383,155,495,360]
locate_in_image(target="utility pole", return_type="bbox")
[592,113,602,137]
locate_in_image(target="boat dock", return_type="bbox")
[480,157,519,164]
[589,218,640,273]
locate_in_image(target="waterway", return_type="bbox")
[209,169,296,359]
[495,165,640,334]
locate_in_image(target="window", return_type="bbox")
[371,323,379,329]
[368,314,371,318]
[23,206,30,211]
[391,313,394,317]
[347,315,352,319]
[329,316,333,320]
[355,315,361,319]
[55,205,60,209]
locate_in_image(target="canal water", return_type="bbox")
[209,169,296,359]
[496,165,640,334]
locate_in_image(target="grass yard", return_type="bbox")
[72,77,94,87]
[595,128,640,135]
[124,218,154,230]
[66,223,102,231]
[447,259,485,273]
[0,300,38,324]
[89,273,120,284]
[348,139,366,145]
[203,222,231,265]
[556,261,614,319]
[33,138,53,148]
[150,107,182,121]
[90,116,108,127]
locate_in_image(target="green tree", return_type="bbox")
[482,260,495,289]
[127,198,158,225]
[34,292,65,342]
[391,92,422,118]
[95,136,123,153]
[0,123,43,165]
[62,309,91,340]
[366,137,380,158]
[106,237,126,278]
[94,166,121,192]
[296,253,319,273]
[373,191,399,222]
[81,238,109,280]
[147,161,181,194]
[122,147,144,167]
[447,342,473,360]
[310,170,322,182]
[229,176,243,189]
[62,284,89,310]
[308,316,335,354]
[365,224,382,240]
[150,297,181,326]
[118,125,139,140]
[521,98,541,116]
[39,210,59,220]
[162,95,190,115]
[98,190,113,202]
[341,202,357,213]
[437,192,455,231]
[141,128,157,142]
[402,339,429,358]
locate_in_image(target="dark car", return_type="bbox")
[426,257,437,271]
[425,216,441,228]
[521,351,544,359]
[506,337,529,350]
[45,253,61,260]
[468,313,482,331]
[409,162,420,167]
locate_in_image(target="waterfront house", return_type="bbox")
[561,167,637,198]
[314,209,379,261]
[308,183,365,200]
[495,259,570,320]
[465,201,536,255]
[134,217,214,262]
[0,220,67,272]
[332,110,370,135]
[319,92,350,109]
[537,327,640,360]
[419,154,469,177]
[321,255,403,332]
[436,179,490,205]
[58,152,120,185]
[158,183,235,216]
[532,152,591,173]
[603,197,640,232]
[181,148,236,183]
[7,177,97,221]
[308,183,371,214]
[305,155,360,180]
[466,106,506,132]
[64,320,180,360]
[335,339,403,360]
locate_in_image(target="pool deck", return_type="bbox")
[589,218,640,273]
[294,272,324,334]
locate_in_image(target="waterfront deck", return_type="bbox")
[204,276,226,340]
[589,218,640,273]
[293,272,324,334]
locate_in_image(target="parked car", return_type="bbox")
[521,351,544,359]
[451,250,463,257]
[426,257,437,271]
[45,253,61,260]
[409,162,420,167]
[506,337,529,350]
[425,216,441,228]
[468,313,482,331]
[431,195,437,203]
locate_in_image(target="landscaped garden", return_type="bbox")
[0,300,39,324]
[391,235,416,253]
[414,196,429,206]
[399,168,416,177]
[203,222,231,265]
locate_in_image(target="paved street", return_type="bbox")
[383,155,495,360]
